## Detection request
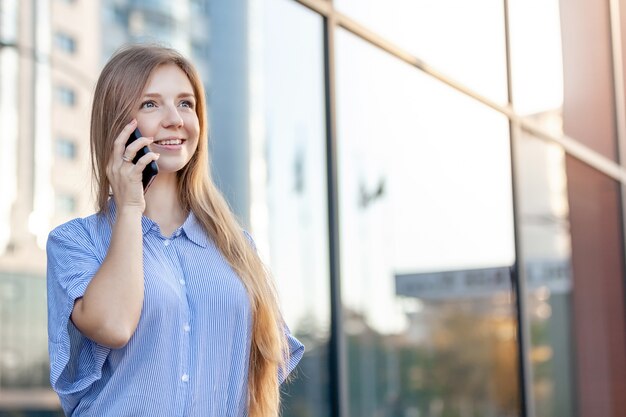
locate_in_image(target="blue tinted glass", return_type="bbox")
[131,0,171,14]
[54,32,76,53]
[0,273,50,389]
[261,1,331,415]
[515,133,576,417]
[55,195,76,214]
[56,139,76,160]
[55,86,75,107]
[336,29,520,417]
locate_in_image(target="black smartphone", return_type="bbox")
[125,127,158,191]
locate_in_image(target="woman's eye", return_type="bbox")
[141,100,156,109]
[180,100,194,108]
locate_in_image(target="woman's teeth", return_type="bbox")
[155,139,183,145]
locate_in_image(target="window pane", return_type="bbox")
[55,86,76,107]
[55,138,76,160]
[336,29,519,417]
[55,194,75,214]
[508,0,564,129]
[0,273,61,414]
[564,157,626,414]
[515,132,576,417]
[334,0,508,104]
[0,273,49,389]
[54,32,76,54]
[261,1,331,415]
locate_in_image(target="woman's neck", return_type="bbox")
[143,172,188,236]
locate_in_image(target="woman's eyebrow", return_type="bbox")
[142,92,196,98]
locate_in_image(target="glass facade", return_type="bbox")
[335,29,518,416]
[0,273,61,416]
[508,1,577,415]
[1,0,626,416]
[55,139,77,160]
[335,0,509,104]
[53,32,76,54]
[54,86,76,107]
[508,0,564,120]
[0,274,49,389]
[258,0,331,417]
[515,133,576,417]
[0,0,19,258]
[260,1,330,415]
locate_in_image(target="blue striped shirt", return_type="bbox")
[46,201,304,417]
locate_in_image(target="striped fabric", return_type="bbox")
[46,200,304,417]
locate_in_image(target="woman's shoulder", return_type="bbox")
[50,212,104,234]
[48,212,110,249]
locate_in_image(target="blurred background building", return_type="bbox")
[0,0,625,417]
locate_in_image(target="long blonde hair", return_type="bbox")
[90,44,288,417]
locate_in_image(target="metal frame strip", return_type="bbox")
[295,0,626,184]
[608,0,626,381]
[502,0,536,414]
[321,4,349,417]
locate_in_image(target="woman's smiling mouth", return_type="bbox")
[153,138,186,150]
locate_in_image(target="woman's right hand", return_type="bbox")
[106,119,160,213]
[72,118,154,349]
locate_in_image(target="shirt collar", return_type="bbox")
[181,211,209,248]
[107,199,209,246]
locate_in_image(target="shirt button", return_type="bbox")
[179,279,185,285]
[164,240,171,246]
[181,374,189,382]
[183,324,191,332]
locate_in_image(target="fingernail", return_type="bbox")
[129,119,137,125]
[156,153,160,158]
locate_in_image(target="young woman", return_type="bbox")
[46,44,304,417]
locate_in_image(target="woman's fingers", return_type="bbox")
[113,119,138,157]
[119,148,159,184]
[122,137,154,163]
[106,120,158,210]
[134,152,160,171]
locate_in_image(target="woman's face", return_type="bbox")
[135,63,200,174]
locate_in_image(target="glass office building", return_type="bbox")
[1,0,625,416]
[256,1,625,416]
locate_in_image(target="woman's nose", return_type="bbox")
[161,105,184,127]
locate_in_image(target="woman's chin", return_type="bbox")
[155,161,189,175]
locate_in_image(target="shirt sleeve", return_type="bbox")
[46,221,110,410]
[242,230,257,251]
[280,324,305,384]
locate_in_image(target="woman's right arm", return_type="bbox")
[70,120,159,349]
